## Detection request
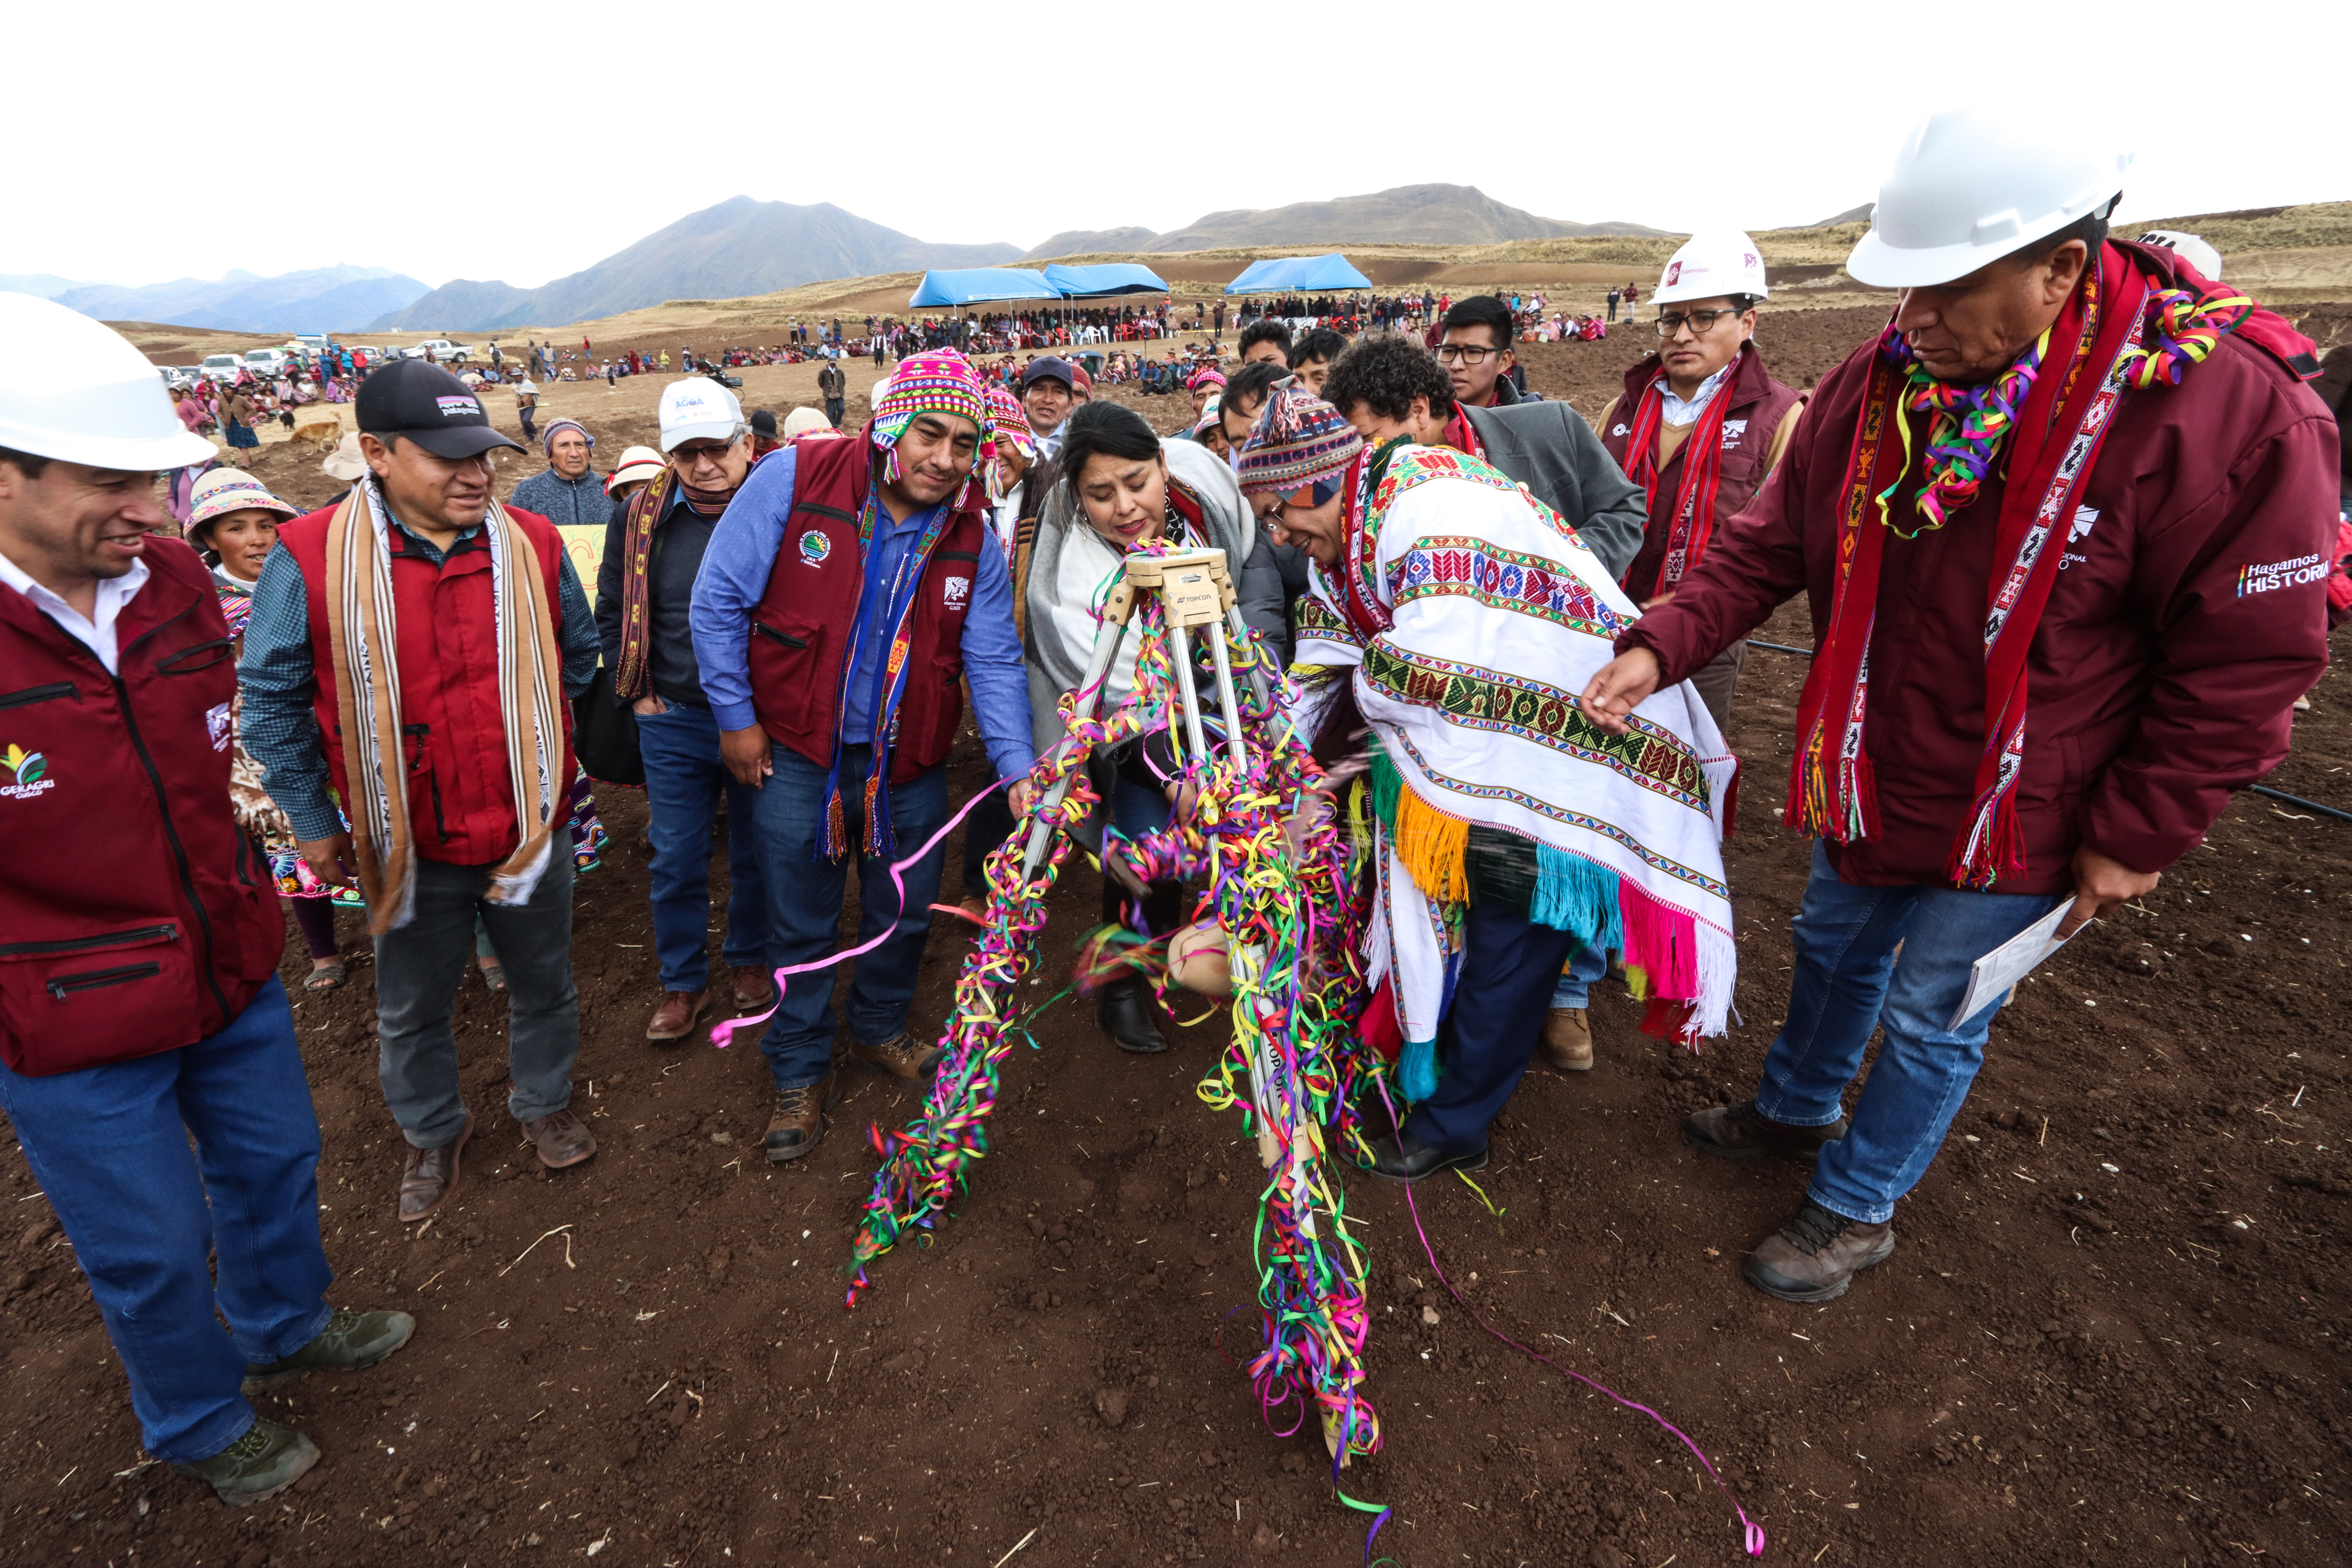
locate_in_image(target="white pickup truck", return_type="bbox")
[408,339,475,365]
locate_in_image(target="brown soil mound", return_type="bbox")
[5,312,2346,1568]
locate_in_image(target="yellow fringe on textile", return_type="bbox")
[1390,780,1470,905]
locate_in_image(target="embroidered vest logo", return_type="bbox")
[1721,418,1749,448]
[0,742,54,800]
[205,702,232,752]
[943,575,970,608]
[798,530,831,566]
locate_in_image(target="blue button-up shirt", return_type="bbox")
[688,447,1034,780]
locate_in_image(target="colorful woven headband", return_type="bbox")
[1235,382,1363,497]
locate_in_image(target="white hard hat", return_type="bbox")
[656,377,743,451]
[1846,107,2132,288]
[0,292,218,471]
[2135,230,2223,281]
[1653,231,1769,307]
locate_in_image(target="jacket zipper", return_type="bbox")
[0,681,75,710]
[48,962,162,1000]
[753,622,808,649]
[115,598,232,1023]
[0,922,177,958]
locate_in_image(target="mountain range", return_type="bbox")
[375,198,1023,334]
[52,266,430,333]
[1022,184,1669,258]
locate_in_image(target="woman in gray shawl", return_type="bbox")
[1014,400,1290,1054]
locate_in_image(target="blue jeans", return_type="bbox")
[0,979,332,1462]
[750,742,950,1089]
[1547,943,1611,1009]
[1404,897,1580,1152]
[639,703,771,992]
[1755,842,2064,1225]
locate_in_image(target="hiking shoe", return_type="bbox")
[1684,1099,1848,1166]
[522,1109,597,1170]
[846,1030,941,1081]
[1743,1199,1896,1303]
[1540,1006,1594,1072]
[243,1306,415,1391]
[170,1416,318,1506]
[765,1072,840,1162]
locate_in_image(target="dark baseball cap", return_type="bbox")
[357,359,524,459]
[1020,355,1075,392]
[749,408,779,440]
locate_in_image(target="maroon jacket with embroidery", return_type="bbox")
[745,429,984,783]
[1617,243,2337,893]
[0,539,280,1075]
[1598,341,1805,599]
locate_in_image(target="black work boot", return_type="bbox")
[1684,1099,1850,1165]
[170,1417,318,1506]
[1742,1199,1896,1303]
[1097,978,1167,1054]
[243,1306,416,1391]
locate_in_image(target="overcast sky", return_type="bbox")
[12,0,2336,290]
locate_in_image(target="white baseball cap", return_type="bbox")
[0,292,218,471]
[657,378,744,452]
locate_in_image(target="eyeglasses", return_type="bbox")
[1655,308,1745,336]
[1433,343,1502,365]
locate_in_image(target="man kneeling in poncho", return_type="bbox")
[1238,378,1738,1181]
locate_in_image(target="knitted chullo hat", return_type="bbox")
[1186,366,1227,392]
[870,351,988,501]
[1236,381,1363,499]
[982,384,1035,462]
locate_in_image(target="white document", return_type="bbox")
[1948,902,2074,1031]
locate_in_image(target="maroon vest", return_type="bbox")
[0,540,280,1075]
[1601,342,1805,596]
[747,433,984,784]
[278,502,575,865]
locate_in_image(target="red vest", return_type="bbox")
[748,433,984,783]
[277,502,575,865]
[1601,342,1805,596]
[0,540,280,1075]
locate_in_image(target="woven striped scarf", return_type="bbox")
[323,476,566,933]
[609,466,678,700]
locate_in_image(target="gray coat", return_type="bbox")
[1461,400,1646,582]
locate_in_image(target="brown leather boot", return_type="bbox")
[1683,1099,1849,1165]
[731,966,777,1013]
[765,1072,840,1162]
[646,989,706,1042]
[1540,1006,1593,1071]
[521,1109,597,1170]
[1743,1199,1896,1303]
[846,1030,941,1080]
[398,1112,470,1223]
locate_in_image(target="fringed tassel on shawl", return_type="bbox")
[1784,728,1877,845]
[1530,843,1623,954]
[1619,881,1698,1004]
[1949,791,2026,892]
[1367,748,1468,905]
[1399,1037,1440,1102]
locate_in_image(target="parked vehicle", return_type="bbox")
[199,353,244,383]
[244,348,294,378]
[410,339,474,365]
[158,366,200,392]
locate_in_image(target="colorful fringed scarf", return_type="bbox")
[818,484,959,861]
[609,465,678,700]
[1786,243,2251,888]
[322,477,566,933]
[1617,351,1743,594]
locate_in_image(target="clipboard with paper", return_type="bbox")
[1948,903,2075,1031]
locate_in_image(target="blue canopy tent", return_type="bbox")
[907,268,1063,308]
[1221,254,1373,295]
[1041,262,1170,297]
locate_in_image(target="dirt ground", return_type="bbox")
[4,308,2349,1568]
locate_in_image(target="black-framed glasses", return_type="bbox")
[1433,343,1501,364]
[1655,308,1744,336]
